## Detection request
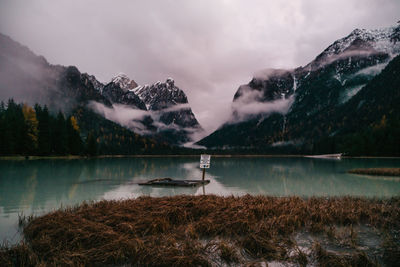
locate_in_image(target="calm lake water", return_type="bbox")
[1,157,399,243]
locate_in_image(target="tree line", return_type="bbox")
[0,99,97,156]
[311,114,400,157]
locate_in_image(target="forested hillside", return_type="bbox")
[0,100,186,156]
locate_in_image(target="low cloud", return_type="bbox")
[308,49,387,71]
[88,101,151,135]
[89,101,206,143]
[0,37,78,112]
[0,0,399,134]
[354,62,388,76]
[229,85,295,123]
[253,69,292,80]
[182,141,206,150]
[270,140,301,147]
[151,103,191,115]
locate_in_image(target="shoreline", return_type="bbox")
[1,154,400,160]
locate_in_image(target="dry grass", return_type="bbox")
[1,195,400,266]
[348,168,400,176]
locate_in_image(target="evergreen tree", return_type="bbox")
[4,99,25,154]
[66,116,83,155]
[0,101,6,155]
[86,132,97,156]
[53,111,67,155]
[35,105,51,155]
[0,100,173,156]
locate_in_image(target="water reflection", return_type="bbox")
[0,157,399,243]
[206,158,400,197]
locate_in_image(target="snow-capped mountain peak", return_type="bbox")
[308,24,400,70]
[133,78,185,110]
[338,26,399,53]
[103,75,202,144]
[110,73,138,92]
[197,23,400,149]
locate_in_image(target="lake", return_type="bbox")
[1,156,399,243]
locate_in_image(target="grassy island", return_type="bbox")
[348,168,400,177]
[1,195,400,266]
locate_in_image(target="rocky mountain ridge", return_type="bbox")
[0,32,202,146]
[197,23,400,154]
[93,73,203,145]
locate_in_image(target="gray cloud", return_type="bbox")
[88,101,205,143]
[230,87,294,123]
[88,101,151,135]
[0,0,399,134]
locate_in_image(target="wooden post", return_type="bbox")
[202,168,205,181]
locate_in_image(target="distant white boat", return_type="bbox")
[305,153,342,159]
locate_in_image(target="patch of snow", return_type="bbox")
[110,73,137,91]
[333,73,347,86]
[333,73,341,83]
[324,26,400,57]
[305,24,400,70]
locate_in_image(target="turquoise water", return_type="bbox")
[0,157,399,243]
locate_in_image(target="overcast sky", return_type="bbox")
[0,0,399,133]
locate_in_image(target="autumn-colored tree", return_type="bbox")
[70,116,79,132]
[22,104,39,154]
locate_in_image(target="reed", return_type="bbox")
[1,195,399,266]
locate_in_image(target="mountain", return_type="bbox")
[0,33,112,112]
[102,81,147,110]
[314,53,400,156]
[197,24,400,155]
[133,78,203,139]
[0,32,203,147]
[84,73,105,93]
[75,71,203,145]
[0,33,179,154]
[98,74,203,145]
[111,73,138,91]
